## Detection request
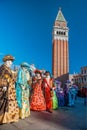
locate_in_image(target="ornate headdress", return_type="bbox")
[21,62,30,68]
[3,54,15,62]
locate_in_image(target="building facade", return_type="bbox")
[73,66,87,88]
[52,8,69,82]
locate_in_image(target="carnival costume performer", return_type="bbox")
[30,70,46,111]
[0,55,19,124]
[63,80,70,106]
[52,78,58,110]
[16,62,31,119]
[43,71,53,113]
[68,84,77,107]
[55,80,64,107]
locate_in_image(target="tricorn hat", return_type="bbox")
[3,54,15,62]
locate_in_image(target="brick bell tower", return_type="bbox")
[52,8,69,82]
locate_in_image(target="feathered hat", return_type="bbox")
[35,69,42,74]
[3,54,15,62]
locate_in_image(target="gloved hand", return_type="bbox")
[3,86,7,91]
[21,85,25,90]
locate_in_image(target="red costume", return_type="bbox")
[43,77,53,113]
[30,71,46,111]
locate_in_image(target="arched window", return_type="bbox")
[59,31,61,35]
[56,31,59,34]
[64,32,66,35]
[61,32,63,35]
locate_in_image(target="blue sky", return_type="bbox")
[0,0,87,74]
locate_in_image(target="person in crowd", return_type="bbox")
[0,54,19,124]
[82,87,87,105]
[51,78,58,110]
[63,80,70,106]
[55,80,64,107]
[30,70,46,111]
[42,71,54,113]
[15,62,31,119]
[68,84,77,107]
[72,84,78,100]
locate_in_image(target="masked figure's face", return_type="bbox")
[36,73,41,79]
[5,60,12,68]
[45,73,50,78]
[22,67,28,72]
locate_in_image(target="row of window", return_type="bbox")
[81,69,87,74]
[56,31,66,35]
[73,76,87,83]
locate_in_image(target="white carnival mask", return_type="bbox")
[5,60,12,68]
[46,75,50,78]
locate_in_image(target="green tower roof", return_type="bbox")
[56,8,66,22]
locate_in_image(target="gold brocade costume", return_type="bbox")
[0,64,19,124]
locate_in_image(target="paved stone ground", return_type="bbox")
[0,97,87,130]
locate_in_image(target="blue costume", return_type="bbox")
[68,86,77,106]
[56,87,64,107]
[55,80,64,107]
[15,62,31,119]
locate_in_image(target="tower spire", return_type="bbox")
[56,8,66,22]
[59,7,61,10]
